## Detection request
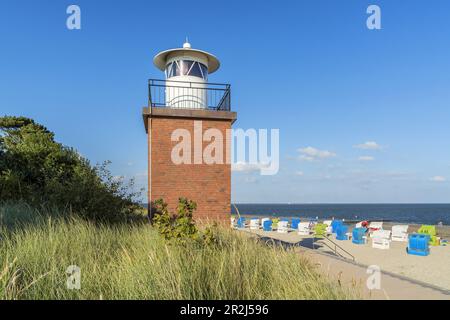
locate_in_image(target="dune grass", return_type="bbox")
[0,204,358,300]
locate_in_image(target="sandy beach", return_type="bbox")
[236,221,450,298]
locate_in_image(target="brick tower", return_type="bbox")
[143,41,236,223]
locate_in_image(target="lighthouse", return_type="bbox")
[153,39,220,109]
[143,41,237,223]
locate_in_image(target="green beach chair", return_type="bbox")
[314,223,327,238]
[271,218,280,230]
[418,225,439,246]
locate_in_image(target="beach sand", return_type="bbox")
[237,226,450,299]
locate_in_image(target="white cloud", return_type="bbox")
[430,176,446,182]
[354,141,382,150]
[295,171,304,176]
[358,156,375,161]
[298,146,336,162]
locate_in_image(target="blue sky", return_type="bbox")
[1,0,449,203]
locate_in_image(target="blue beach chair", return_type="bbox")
[331,220,343,234]
[352,227,367,245]
[291,218,301,230]
[407,233,430,256]
[336,225,349,241]
[263,220,273,231]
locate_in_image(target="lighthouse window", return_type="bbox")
[188,62,203,78]
[165,60,208,80]
[179,60,191,75]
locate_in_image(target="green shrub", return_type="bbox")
[152,198,202,244]
[0,116,142,222]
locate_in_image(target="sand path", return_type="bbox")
[238,229,450,300]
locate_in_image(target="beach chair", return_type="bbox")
[323,220,333,234]
[263,219,272,231]
[391,225,409,242]
[336,225,349,241]
[352,227,367,245]
[271,218,280,230]
[249,218,260,230]
[236,217,246,229]
[230,217,236,228]
[261,218,270,226]
[331,220,343,234]
[372,230,391,249]
[418,225,439,246]
[291,218,301,230]
[298,222,311,235]
[368,221,383,236]
[277,221,289,234]
[407,233,430,256]
[314,223,327,238]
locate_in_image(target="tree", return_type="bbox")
[0,116,141,222]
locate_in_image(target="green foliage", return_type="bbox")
[151,198,174,240]
[0,116,142,222]
[202,223,220,246]
[152,198,201,244]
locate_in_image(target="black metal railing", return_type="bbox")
[148,79,231,111]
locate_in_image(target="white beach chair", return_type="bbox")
[391,225,409,242]
[277,221,289,234]
[230,217,236,228]
[249,218,260,230]
[323,220,333,234]
[368,221,383,236]
[298,222,311,236]
[372,230,391,249]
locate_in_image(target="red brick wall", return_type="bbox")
[148,117,231,223]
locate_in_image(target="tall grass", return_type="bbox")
[0,204,358,300]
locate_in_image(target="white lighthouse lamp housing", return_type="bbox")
[153,41,220,109]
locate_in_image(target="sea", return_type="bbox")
[231,204,450,225]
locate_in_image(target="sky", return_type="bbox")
[1,0,450,203]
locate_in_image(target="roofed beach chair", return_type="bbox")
[271,218,280,231]
[352,227,367,245]
[291,218,301,231]
[418,225,439,246]
[331,220,343,234]
[368,221,383,236]
[371,230,391,249]
[407,233,430,256]
[237,217,246,229]
[391,225,409,242]
[263,219,272,231]
[298,222,311,236]
[314,223,327,238]
[336,225,349,241]
[277,220,289,234]
[249,218,260,230]
[261,218,270,226]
